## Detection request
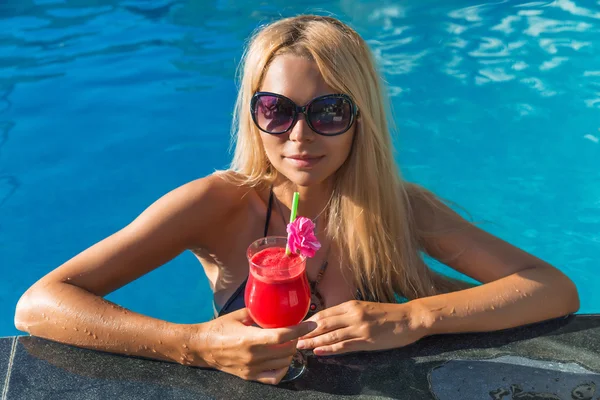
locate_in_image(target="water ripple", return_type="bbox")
[0,175,19,209]
[552,0,600,19]
[122,1,182,21]
[1,0,599,326]
[45,5,114,19]
[0,86,18,209]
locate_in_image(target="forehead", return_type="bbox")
[259,54,336,105]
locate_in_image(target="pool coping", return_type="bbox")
[2,314,599,399]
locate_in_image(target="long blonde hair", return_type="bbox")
[221,15,463,302]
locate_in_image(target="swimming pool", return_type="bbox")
[1,0,598,337]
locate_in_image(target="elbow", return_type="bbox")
[14,285,47,333]
[555,270,580,316]
[564,278,580,315]
[14,290,31,333]
[535,264,580,317]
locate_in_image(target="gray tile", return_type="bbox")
[2,315,599,399]
[430,356,600,400]
[0,337,16,398]
[7,338,216,400]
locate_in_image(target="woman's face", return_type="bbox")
[257,54,356,187]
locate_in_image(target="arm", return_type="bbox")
[14,176,227,364]
[406,186,580,335]
[15,176,314,384]
[297,185,579,355]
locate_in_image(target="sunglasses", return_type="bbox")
[250,92,359,136]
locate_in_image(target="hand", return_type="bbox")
[296,300,425,356]
[190,308,316,385]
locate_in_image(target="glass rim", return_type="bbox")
[246,236,306,270]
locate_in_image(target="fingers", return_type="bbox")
[254,367,289,385]
[246,340,297,362]
[304,301,354,322]
[226,308,256,326]
[298,316,348,340]
[256,355,294,371]
[313,338,361,356]
[261,320,317,344]
[235,357,294,385]
[297,327,354,350]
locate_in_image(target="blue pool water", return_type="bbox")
[1,0,599,337]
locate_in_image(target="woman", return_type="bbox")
[14,15,579,385]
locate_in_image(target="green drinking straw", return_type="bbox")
[285,192,300,255]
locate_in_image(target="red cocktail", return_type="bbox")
[245,237,310,328]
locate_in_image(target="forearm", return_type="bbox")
[409,265,580,336]
[14,282,209,366]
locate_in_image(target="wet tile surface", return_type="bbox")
[0,337,15,397]
[1,315,599,399]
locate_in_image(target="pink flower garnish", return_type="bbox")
[286,217,321,257]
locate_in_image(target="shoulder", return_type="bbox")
[402,182,562,286]
[403,182,472,240]
[404,183,451,225]
[131,172,257,243]
[168,172,254,210]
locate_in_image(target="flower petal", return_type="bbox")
[286,217,321,257]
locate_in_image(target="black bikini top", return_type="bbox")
[216,186,335,318]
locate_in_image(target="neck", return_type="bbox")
[272,178,334,222]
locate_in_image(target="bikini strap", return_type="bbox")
[309,245,331,290]
[264,184,274,237]
[310,261,328,290]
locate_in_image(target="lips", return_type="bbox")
[284,154,324,168]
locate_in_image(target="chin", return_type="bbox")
[279,168,329,187]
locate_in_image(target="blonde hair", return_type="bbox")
[221,15,464,302]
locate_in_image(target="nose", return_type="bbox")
[288,113,316,143]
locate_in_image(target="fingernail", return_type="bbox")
[297,340,306,349]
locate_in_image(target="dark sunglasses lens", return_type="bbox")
[308,97,352,135]
[254,95,295,133]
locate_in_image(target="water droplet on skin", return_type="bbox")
[62,326,66,330]
[74,327,78,331]
[515,289,521,293]
[152,349,157,353]
[92,334,97,339]
[491,305,496,310]
[182,344,188,349]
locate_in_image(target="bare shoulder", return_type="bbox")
[166,173,251,212]
[403,182,555,283]
[403,182,468,233]
[146,172,254,241]
[26,172,257,297]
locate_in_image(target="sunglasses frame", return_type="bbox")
[250,91,359,136]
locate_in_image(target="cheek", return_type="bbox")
[333,131,355,164]
[259,134,284,162]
